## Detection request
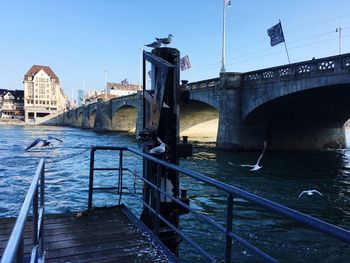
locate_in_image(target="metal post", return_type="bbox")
[40,163,45,254]
[336,27,342,54]
[88,147,95,210]
[225,193,233,263]
[33,188,38,245]
[118,150,123,205]
[155,163,161,236]
[16,235,24,263]
[221,0,227,72]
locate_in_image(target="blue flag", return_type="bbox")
[267,22,285,47]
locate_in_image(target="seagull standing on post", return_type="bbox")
[156,34,174,46]
[149,138,166,154]
[145,40,162,49]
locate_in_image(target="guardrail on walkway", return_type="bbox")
[1,159,45,263]
[88,146,350,263]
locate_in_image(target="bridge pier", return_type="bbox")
[268,125,346,150]
[217,72,266,150]
[94,99,112,131]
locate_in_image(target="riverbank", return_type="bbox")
[0,119,25,126]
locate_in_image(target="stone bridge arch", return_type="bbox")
[244,83,350,149]
[89,109,96,128]
[76,109,83,127]
[242,55,350,120]
[111,96,142,132]
[180,99,219,141]
[112,105,138,132]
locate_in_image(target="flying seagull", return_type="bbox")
[229,141,267,171]
[298,190,323,198]
[156,34,174,46]
[145,40,161,49]
[25,136,63,151]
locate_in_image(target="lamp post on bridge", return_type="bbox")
[221,0,231,73]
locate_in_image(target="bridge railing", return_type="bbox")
[1,159,45,263]
[184,77,220,90]
[244,53,350,84]
[88,145,350,263]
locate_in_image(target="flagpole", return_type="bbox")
[139,45,143,90]
[280,19,290,64]
[220,0,227,72]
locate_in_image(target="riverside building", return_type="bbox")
[23,65,69,123]
[0,89,24,119]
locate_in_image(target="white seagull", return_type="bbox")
[25,136,63,151]
[149,143,166,154]
[298,190,323,198]
[145,40,161,49]
[156,34,174,46]
[230,141,267,171]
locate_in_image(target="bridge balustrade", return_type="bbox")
[185,77,220,90]
[244,53,350,84]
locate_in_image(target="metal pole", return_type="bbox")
[104,69,108,94]
[118,150,123,205]
[225,193,233,263]
[88,147,95,210]
[283,42,291,64]
[33,188,38,245]
[336,27,342,54]
[279,19,290,64]
[221,0,227,72]
[155,163,161,236]
[40,161,45,255]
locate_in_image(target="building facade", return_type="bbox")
[78,89,84,106]
[23,65,69,122]
[0,89,24,119]
[106,82,141,97]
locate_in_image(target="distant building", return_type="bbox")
[78,89,84,106]
[106,82,141,97]
[84,90,117,105]
[23,65,69,122]
[0,89,24,119]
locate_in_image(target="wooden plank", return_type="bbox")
[0,205,176,262]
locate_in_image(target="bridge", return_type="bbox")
[46,53,350,150]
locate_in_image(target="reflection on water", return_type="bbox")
[0,126,349,262]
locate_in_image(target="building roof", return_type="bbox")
[0,89,24,98]
[107,82,141,91]
[24,65,60,83]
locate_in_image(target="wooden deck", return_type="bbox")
[0,205,176,262]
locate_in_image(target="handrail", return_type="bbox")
[88,146,350,262]
[1,159,45,263]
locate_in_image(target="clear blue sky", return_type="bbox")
[0,0,349,101]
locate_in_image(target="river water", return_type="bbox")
[0,125,349,262]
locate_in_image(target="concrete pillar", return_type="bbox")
[81,105,90,129]
[94,99,112,131]
[216,72,266,150]
[217,72,244,150]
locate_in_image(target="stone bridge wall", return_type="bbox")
[42,53,350,150]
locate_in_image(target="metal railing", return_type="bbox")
[1,159,45,263]
[88,146,350,262]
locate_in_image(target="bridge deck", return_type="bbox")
[0,205,175,262]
